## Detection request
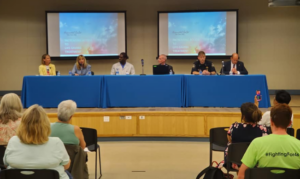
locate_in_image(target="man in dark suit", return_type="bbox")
[220,53,248,75]
[157,54,175,74]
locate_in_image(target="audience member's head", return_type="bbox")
[17,105,50,145]
[197,51,206,64]
[158,54,167,65]
[41,54,51,65]
[240,102,262,124]
[270,103,292,129]
[0,93,23,124]
[274,90,291,105]
[57,100,77,123]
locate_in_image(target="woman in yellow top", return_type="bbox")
[39,54,56,76]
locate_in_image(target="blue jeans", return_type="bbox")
[65,170,73,179]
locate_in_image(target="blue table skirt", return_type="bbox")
[21,76,103,108]
[21,75,270,108]
[184,75,270,108]
[102,75,184,108]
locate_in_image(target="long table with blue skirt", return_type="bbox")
[21,75,270,108]
[21,76,103,108]
[184,75,270,108]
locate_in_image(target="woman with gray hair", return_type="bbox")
[50,100,86,149]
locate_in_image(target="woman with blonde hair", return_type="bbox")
[0,93,23,144]
[3,105,72,179]
[71,55,91,76]
[39,54,56,76]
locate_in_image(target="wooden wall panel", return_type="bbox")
[139,116,205,136]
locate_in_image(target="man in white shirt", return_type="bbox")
[257,90,293,127]
[111,52,135,75]
[220,53,248,75]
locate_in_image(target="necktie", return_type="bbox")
[233,64,236,68]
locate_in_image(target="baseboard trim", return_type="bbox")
[0,90,299,96]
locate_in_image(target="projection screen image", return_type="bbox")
[47,12,126,58]
[159,11,237,58]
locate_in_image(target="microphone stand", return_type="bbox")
[140,59,146,75]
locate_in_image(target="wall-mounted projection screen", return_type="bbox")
[158,10,238,59]
[46,11,126,59]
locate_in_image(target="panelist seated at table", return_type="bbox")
[71,55,91,76]
[191,51,216,75]
[157,54,175,74]
[220,53,248,75]
[39,54,56,76]
[111,52,135,75]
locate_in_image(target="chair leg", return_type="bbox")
[95,150,97,179]
[209,149,212,166]
[98,145,102,179]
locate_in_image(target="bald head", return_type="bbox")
[231,53,239,64]
[158,54,167,65]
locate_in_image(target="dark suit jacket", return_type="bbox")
[220,61,248,75]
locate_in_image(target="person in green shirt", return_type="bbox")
[238,104,300,179]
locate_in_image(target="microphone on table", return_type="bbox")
[221,61,225,75]
[140,59,146,75]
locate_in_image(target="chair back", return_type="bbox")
[0,169,59,179]
[0,145,6,168]
[91,71,94,75]
[80,127,98,151]
[245,168,300,179]
[209,127,228,150]
[227,142,250,165]
[296,129,300,140]
[266,127,294,136]
[287,128,295,136]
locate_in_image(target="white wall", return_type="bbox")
[0,0,299,90]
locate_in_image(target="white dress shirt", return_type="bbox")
[230,62,240,75]
[111,62,135,75]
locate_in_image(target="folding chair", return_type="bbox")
[0,169,59,179]
[81,127,102,179]
[226,142,251,178]
[296,129,300,140]
[209,127,228,165]
[267,127,294,136]
[0,145,6,170]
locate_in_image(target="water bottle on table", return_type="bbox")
[116,68,119,75]
[57,71,60,76]
[87,71,91,76]
[199,70,202,75]
[69,71,72,76]
[169,69,173,75]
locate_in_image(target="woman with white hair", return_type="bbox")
[0,93,23,144]
[50,100,86,149]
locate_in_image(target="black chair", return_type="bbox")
[226,142,251,178]
[91,71,94,75]
[267,127,294,136]
[296,129,300,140]
[209,127,228,165]
[245,168,300,179]
[80,127,102,179]
[0,169,59,179]
[0,145,6,170]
